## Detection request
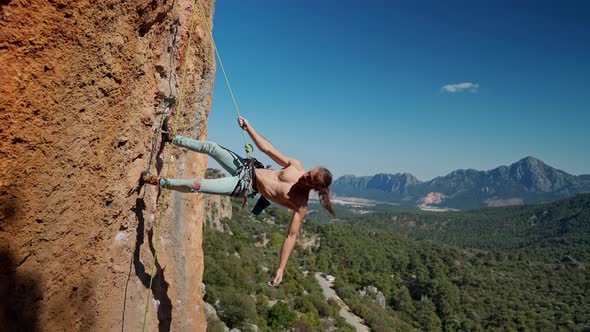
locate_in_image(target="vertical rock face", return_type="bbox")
[0,1,215,330]
[205,194,233,231]
[204,169,232,232]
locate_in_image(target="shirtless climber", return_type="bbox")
[141,117,335,287]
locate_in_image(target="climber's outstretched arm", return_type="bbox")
[238,117,302,169]
[268,206,307,287]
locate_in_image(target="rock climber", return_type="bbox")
[141,117,335,287]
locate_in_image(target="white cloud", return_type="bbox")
[441,82,479,93]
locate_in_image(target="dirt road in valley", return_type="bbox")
[314,272,370,332]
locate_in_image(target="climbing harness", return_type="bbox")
[227,157,271,214]
[226,157,271,215]
[230,157,264,207]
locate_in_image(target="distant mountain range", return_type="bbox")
[332,157,590,209]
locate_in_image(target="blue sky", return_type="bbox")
[205,0,590,180]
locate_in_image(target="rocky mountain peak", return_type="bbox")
[513,156,546,171]
[507,156,573,192]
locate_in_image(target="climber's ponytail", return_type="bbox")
[316,167,335,216]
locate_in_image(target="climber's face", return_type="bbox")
[299,168,322,190]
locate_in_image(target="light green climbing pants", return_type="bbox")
[159,136,248,195]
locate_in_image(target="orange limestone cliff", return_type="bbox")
[0,0,215,330]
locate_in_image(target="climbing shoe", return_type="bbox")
[140,170,159,186]
[161,116,175,143]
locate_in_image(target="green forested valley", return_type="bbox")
[344,194,590,263]
[203,194,590,331]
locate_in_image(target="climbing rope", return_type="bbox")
[196,1,252,157]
